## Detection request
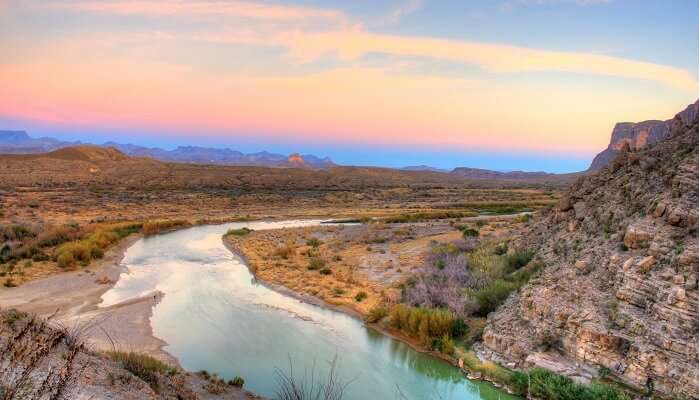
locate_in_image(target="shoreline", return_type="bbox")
[1,218,521,397]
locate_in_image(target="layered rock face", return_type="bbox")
[589,100,699,171]
[482,101,699,398]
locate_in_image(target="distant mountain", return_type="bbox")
[0,131,335,169]
[588,99,699,171]
[400,165,450,173]
[0,130,81,153]
[450,167,555,180]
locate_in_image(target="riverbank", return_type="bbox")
[222,224,524,397]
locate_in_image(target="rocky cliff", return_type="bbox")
[589,100,699,171]
[481,100,699,398]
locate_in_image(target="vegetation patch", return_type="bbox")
[226,227,253,236]
[142,219,189,235]
[106,351,177,389]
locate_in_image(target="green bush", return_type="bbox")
[473,279,518,316]
[505,250,534,271]
[526,368,631,400]
[319,267,332,275]
[354,291,368,302]
[450,317,468,339]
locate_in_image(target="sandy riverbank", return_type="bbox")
[0,234,177,365]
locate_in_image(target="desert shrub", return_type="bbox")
[382,211,478,223]
[230,376,245,387]
[0,224,36,242]
[493,243,508,256]
[526,368,631,400]
[3,278,16,288]
[506,260,545,285]
[505,250,534,271]
[306,237,322,248]
[32,252,50,262]
[319,267,332,275]
[450,316,468,339]
[3,309,27,325]
[406,252,485,316]
[37,225,82,247]
[87,230,119,248]
[472,279,518,316]
[436,334,455,355]
[112,223,143,238]
[142,219,189,235]
[388,305,456,348]
[462,228,479,238]
[275,240,296,259]
[517,214,533,223]
[57,250,75,268]
[354,291,368,302]
[107,351,176,389]
[468,245,508,280]
[227,227,252,237]
[365,305,388,323]
[308,257,326,271]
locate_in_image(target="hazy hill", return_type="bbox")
[481,99,699,397]
[0,145,511,190]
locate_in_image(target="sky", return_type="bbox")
[1,0,698,172]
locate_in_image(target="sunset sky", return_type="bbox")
[1,0,698,171]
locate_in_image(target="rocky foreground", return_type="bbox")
[482,101,699,398]
[0,309,262,400]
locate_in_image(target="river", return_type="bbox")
[101,220,518,400]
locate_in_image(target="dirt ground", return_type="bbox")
[226,214,528,317]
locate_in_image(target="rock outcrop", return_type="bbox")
[589,99,699,171]
[482,100,699,398]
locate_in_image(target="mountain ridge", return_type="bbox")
[588,99,699,171]
[0,131,335,169]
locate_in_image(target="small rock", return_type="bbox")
[685,275,698,290]
[636,256,656,273]
[575,259,592,274]
[672,275,685,285]
[624,223,652,249]
[654,201,667,218]
[573,202,588,221]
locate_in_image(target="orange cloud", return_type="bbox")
[278,30,699,93]
[48,0,347,22]
[40,0,699,92]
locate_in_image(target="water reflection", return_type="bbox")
[102,221,519,400]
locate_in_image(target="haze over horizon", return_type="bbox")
[2,0,698,172]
